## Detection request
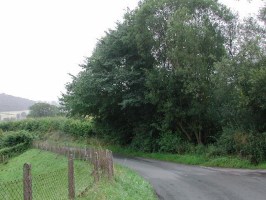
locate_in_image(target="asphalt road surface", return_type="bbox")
[114,155,266,200]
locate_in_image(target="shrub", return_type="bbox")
[206,144,226,158]
[130,131,157,152]
[1,130,34,147]
[130,124,160,152]
[0,130,34,158]
[217,127,266,164]
[158,131,191,154]
[0,142,31,157]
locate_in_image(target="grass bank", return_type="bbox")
[0,149,157,200]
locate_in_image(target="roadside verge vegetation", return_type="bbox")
[0,149,157,200]
[0,120,157,200]
[1,117,266,169]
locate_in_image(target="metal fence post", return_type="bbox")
[23,163,32,200]
[68,154,75,200]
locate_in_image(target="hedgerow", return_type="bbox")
[0,117,95,137]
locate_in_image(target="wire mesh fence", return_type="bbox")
[0,179,23,200]
[0,142,114,200]
[75,162,93,198]
[32,167,68,200]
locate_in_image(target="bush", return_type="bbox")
[0,130,34,158]
[158,131,191,154]
[1,130,34,147]
[206,144,226,158]
[217,127,266,164]
[130,124,160,152]
[0,142,31,157]
[130,131,157,153]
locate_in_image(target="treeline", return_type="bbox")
[61,0,266,163]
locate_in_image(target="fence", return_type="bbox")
[0,142,114,200]
[0,155,9,164]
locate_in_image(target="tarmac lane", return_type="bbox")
[114,155,266,200]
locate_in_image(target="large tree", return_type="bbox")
[212,13,266,132]
[62,0,265,149]
[62,11,156,146]
[29,103,60,118]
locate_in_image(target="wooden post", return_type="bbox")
[104,150,108,177]
[93,152,100,183]
[23,163,32,200]
[109,150,114,178]
[106,150,114,180]
[89,149,93,163]
[68,154,75,200]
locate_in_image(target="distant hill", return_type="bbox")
[0,93,35,112]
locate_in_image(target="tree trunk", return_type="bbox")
[178,122,192,141]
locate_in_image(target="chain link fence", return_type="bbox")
[0,142,114,200]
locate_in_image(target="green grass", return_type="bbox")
[0,149,69,182]
[36,132,266,170]
[79,165,157,200]
[108,145,266,170]
[0,149,92,199]
[0,149,157,200]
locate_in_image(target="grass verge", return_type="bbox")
[79,165,156,200]
[0,148,157,200]
[36,132,266,169]
[109,145,266,170]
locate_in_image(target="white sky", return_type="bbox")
[0,0,264,101]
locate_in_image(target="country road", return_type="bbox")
[114,155,266,200]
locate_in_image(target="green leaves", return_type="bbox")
[61,0,266,149]
[29,103,61,118]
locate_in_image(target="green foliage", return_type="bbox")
[158,131,191,154]
[59,0,266,163]
[0,117,95,138]
[61,0,236,145]
[0,130,33,158]
[205,144,226,158]
[28,102,61,118]
[217,128,266,164]
[1,130,33,147]
[109,143,266,169]
[203,157,252,168]
[0,142,30,158]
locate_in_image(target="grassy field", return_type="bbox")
[0,149,157,200]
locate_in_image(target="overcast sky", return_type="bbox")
[0,0,264,101]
